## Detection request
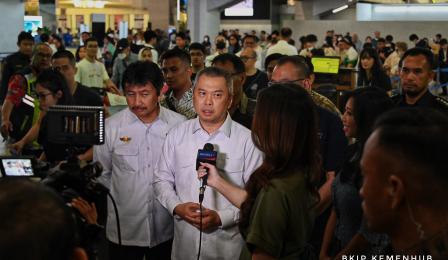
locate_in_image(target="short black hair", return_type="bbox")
[280,27,293,38]
[385,35,393,42]
[409,33,419,42]
[122,61,164,95]
[374,107,448,184]
[189,42,206,54]
[305,34,318,43]
[52,50,76,67]
[195,67,233,95]
[84,37,98,46]
[0,179,78,260]
[143,30,157,43]
[211,53,245,74]
[377,37,386,43]
[17,31,34,45]
[160,48,191,66]
[176,32,187,40]
[264,53,285,71]
[399,47,435,70]
[40,33,50,43]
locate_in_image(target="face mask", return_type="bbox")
[118,53,127,60]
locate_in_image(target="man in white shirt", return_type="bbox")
[143,30,159,64]
[75,38,119,95]
[266,27,298,57]
[94,61,186,260]
[337,37,358,68]
[237,35,264,71]
[154,67,263,260]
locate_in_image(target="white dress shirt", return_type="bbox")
[266,39,298,57]
[94,106,186,247]
[237,45,265,71]
[154,114,263,260]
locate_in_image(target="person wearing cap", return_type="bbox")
[337,37,358,68]
[112,38,138,90]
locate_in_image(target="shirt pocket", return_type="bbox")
[113,144,139,173]
[217,155,245,185]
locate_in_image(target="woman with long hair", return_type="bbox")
[228,34,241,54]
[320,87,393,259]
[357,48,392,91]
[75,46,86,63]
[198,84,321,259]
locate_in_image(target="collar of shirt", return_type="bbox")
[192,113,232,138]
[168,86,193,104]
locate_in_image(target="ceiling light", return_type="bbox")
[332,5,349,13]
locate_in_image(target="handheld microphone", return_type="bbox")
[196,143,217,203]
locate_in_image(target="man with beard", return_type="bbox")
[393,47,448,112]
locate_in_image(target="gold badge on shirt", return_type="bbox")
[119,136,132,143]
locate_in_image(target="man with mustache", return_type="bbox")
[392,47,448,112]
[94,61,186,260]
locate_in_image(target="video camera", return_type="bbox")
[1,105,108,258]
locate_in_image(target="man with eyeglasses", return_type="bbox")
[237,35,264,71]
[1,43,52,145]
[271,55,347,251]
[240,48,268,115]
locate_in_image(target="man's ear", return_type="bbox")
[309,73,315,86]
[388,175,405,209]
[72,247,88,260]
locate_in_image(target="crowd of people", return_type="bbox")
[0,26,448,260]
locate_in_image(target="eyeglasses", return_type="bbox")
[37,92,53,100]
[268,79,306,87]
[240,56,255,62]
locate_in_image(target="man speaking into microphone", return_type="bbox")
[154,67,263,260]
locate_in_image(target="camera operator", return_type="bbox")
[0,178,88,260]
[10,50,103,161]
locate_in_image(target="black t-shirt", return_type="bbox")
[317,105,347,173]
[232,109,253,130]
[392,90,448,114]
[73,83,103,106]
[243,69,268,100]
[310,106,348,251]
[191,72,197,84]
